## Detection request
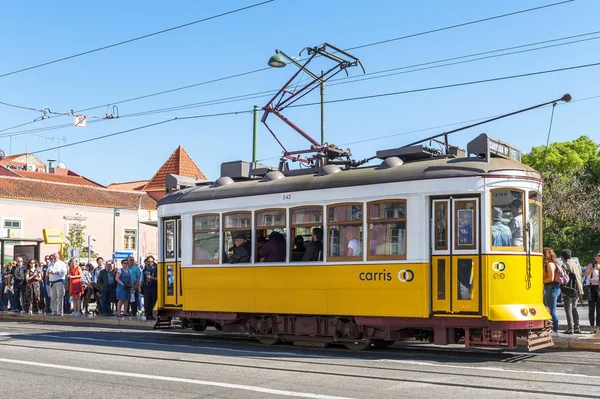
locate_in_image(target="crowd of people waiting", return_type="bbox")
[0,253,158,321]
[543,248,600,336]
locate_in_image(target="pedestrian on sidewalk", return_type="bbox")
[142,256,158,321]
[47,252,67,316]
[560,249,583,334]
[11,257,26,312]
[24,259,42,315]
[543,247,560,336]
[583,253,600,333]
[68,258,84,317]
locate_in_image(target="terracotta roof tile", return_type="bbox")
[143,146,206,192]
[0,176,156,210]
[4,168,104,187]
[107,180,149,191]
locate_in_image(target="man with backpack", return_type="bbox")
[560,249,584,334]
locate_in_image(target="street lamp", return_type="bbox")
[267,50,325,145]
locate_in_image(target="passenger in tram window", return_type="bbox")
[291,236,306,262]
[345,226,362,257]
[302,228,323,261]
[258,231,286,262]
[491,207,511,247]
[256,235,267,262]
[229,234,251,264]
[508,199,523,247]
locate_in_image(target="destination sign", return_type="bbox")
[487,137,521,162]
[466,134,522,163]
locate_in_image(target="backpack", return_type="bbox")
[553,264,569,285]
[560,271,578,297]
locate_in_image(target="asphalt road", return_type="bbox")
[0,320,598,399]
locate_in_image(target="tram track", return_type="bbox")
[1,326,598,398]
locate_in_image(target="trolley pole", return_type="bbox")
[252,105,259,163]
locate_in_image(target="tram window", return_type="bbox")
[437,259,446,300]
[527,196,541,253]
[328,204,363,260]
[165,220,175,259]
[457,259,473,300]
[255,209,286,262]
[490,189,524,249]
[223,212,251,264]
[290,207,323,261]
[433,201,449,251]
[455,200,477,250]
[192,214,219,264]
[367,200,407,260]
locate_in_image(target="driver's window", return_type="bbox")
[490,189,524,250]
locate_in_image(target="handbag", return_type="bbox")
[130,292,135,303]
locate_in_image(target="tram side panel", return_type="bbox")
[180,263,428,318]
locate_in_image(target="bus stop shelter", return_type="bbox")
[0,237,44,269]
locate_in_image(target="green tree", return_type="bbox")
[62,221,97,262]
[523,136,600,264]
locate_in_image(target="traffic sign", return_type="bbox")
[113,251,133,260]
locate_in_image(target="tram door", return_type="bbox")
[162,218,182,308]
[431,197,480,314]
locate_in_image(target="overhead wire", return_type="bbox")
[30,109,250,155]
[28,62,600,155]
[344,0,574,52]
[0,0,276,79]
[3,29,598,139]
[0,0,578,134]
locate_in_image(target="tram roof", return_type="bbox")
[158,157,539,206]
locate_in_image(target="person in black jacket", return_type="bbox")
[302,228,323,261]
[142,256,158,321]
[230,234,251,264]
[11,258,26,312]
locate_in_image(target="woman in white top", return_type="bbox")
[583,253,600,333]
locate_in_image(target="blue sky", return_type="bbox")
[0,0,598,185]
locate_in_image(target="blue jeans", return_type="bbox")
[544,283,561,332]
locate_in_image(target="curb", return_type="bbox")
[0,311,153,329]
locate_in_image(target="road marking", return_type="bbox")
[0,357,354,399]
[35,334,331,358]
[378,359,600,380]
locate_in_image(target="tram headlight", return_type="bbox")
[520,308,529,316]
[529,308,537,316]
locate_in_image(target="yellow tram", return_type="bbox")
[154,133,552,351]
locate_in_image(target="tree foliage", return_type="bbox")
[62,221,97,262]
[523,136,600,264]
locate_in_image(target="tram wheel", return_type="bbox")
[191,321,207,332]
[257,336,281,345]
[372,339,396,349]
[343,339,373,351]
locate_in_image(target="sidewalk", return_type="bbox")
[1,310,598,351]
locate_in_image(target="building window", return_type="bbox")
[3,220,21,229]
[123,229,137,250]
[328,203,363,260]
[367,200,407,260]
[193,214,219,264]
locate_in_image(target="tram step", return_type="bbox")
[153,318,174,330]
[526,330,553,351]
